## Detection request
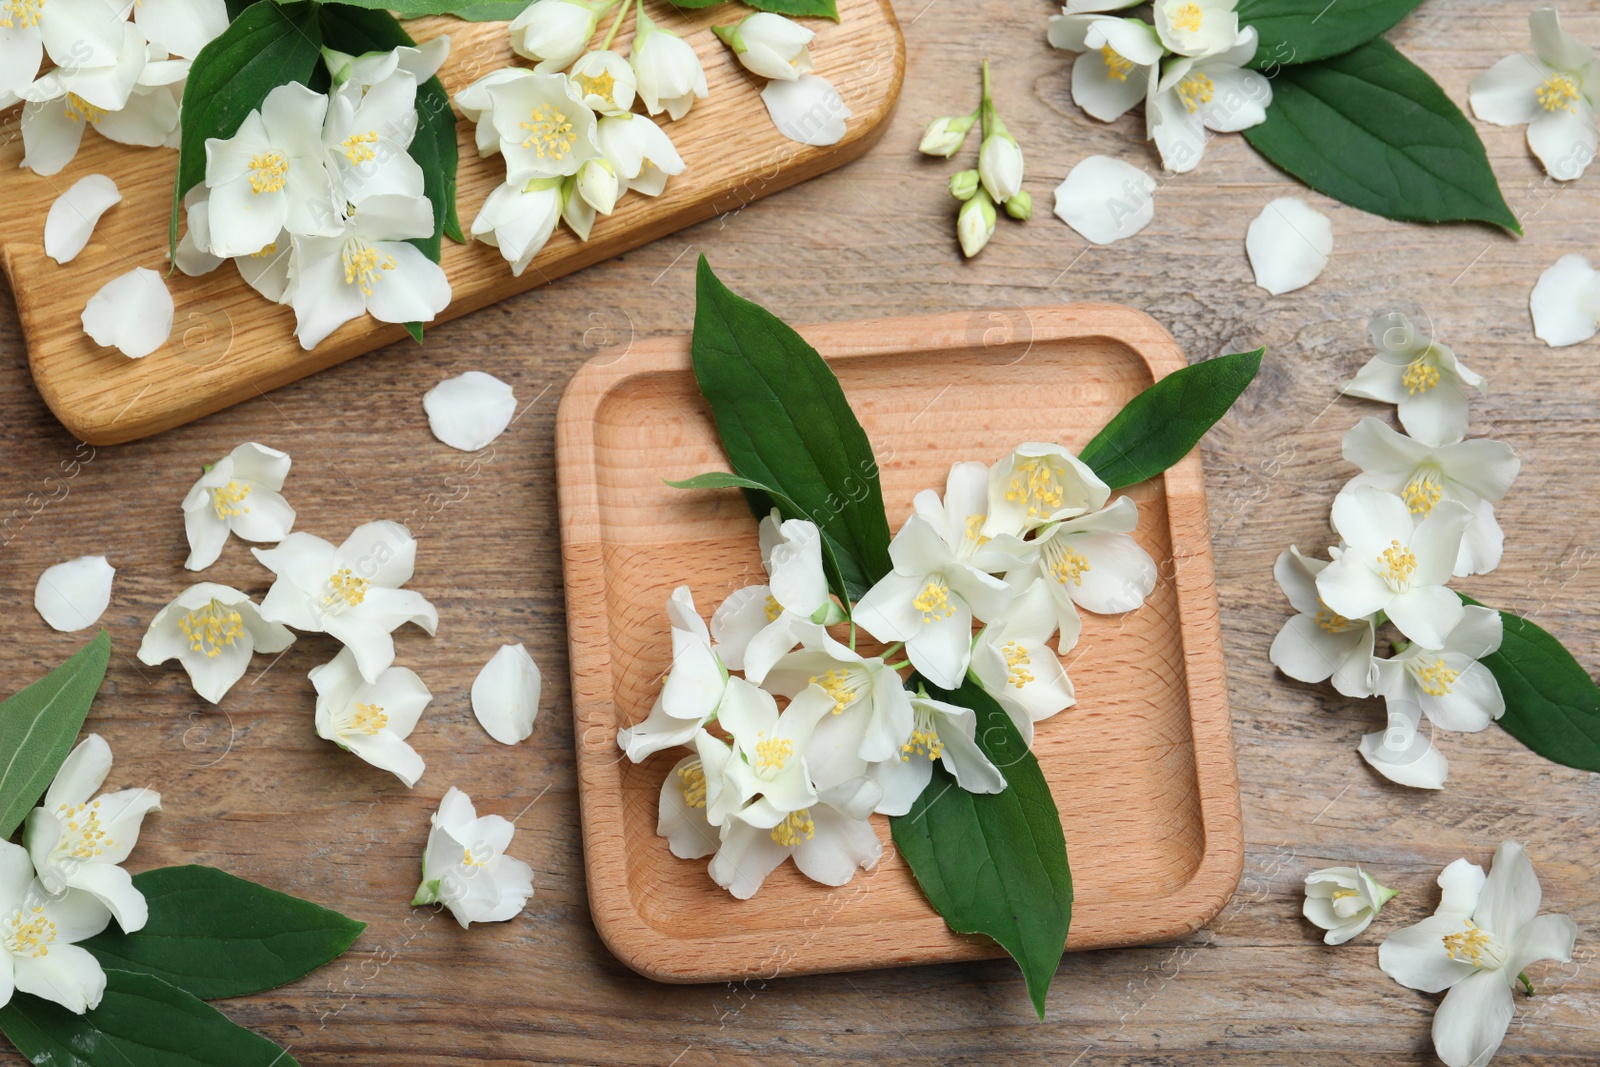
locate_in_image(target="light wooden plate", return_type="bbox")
[555,305,1244,984]
[0,0,903,445]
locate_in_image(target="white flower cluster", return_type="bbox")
[175,43,454,350]
[1270,312,1521,789]
[1046,0,1272,175]
[5,0,228,176]
[1,735,160,1014]
[1469,8,1597,184]
[621,442,1158,899]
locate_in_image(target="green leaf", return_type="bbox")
[665,0,839,16]
[690,256,893,596]
[889,677,1072,1019]
[404,321,425,342]
[79,866,365,1000]
[1459,596,1600,774]
[449,0,531,19]
[1243,40,1520,232]
[313,0,485,15]
[0,969,297,1067]
[315,3,463,256]
[169,1,325,259]
[0,631,111,839]
[1077,349,1262,490]
[1237,0,1424,68]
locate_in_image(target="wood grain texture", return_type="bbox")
[1,0,1597,1063]
[556,307,1242,982]
[0,0,904,446]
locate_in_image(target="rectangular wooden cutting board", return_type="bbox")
[555,305,1244,984]
[0,0,903,446]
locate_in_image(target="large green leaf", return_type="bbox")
[1077,349,1262,490]
[80,866,365,1000]
[1237,0,1424,68]
[0,970,296,1066]
[666,0,839,18]
[0,631,111,839]
[449,0,531,19]
[1460,596,1600,774]
[690,256,893,594]
[889,678,1072,1019]
[1243,40,1520,232]
[169,0,325,257]
[315,0,486,15]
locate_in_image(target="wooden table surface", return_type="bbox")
[2,0,1597,1063]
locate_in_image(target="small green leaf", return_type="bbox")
[170,1,325,259]
[314,0,488,15]
[1243,40,1520,232]
[1237,0,1424,69]
[0,969,297,1066]
[1460,596,1600,774]
[889,677,1072,1019]
[0,630,111,839]
[690,256,893,594]
[1077,349,1262,490]
[404,321,425,342]
[449,0,532,19]
[79,866,365,1000]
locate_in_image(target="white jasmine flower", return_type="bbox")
[1341,417,1520,577]
[915,461,1034,574]
[853,512,1014,689]
[34,556,115,633]
[866,692,1007,815]
[1380,842,1578,1067]
[182,442,296,571]
[978,127,1024,203]
[575,156,619,214]
[1246,196,1332,295]
[704,683,835,827]
[412,787,535,928]
[715,12,813,81]
[17,23,148,176]
[1377,605,1505,733]
[471,178,564,276]
[708,776,882,899]
[1345,312,1485,448]
[310,647,430,787]
[957,188,996,257]
[0,840,113,1014]
[254,520,437,683]
[1153,0,1239,57]
[1317,485,1470,649]
[2,0,130,96]
[569,50,636,116]
[656,750,719,860]
[455,67,535,156]
[133,0,227,59]
[918,112,977,157]
[205,82,339,257]
[488,72,601,183]
[1147,28,1271,174]
[510,0,604,73]
[1269,546,1379,699]
[709,512,838,685]
[423,370,516,452]
[1304,865,1397,945]
[81,267,173,359]
[760,74,850,146]
[236,231,293,302]
[44,174,121,265]
[284,193,451,350]
[23,734,161,931]
[1011,497,1158,632]
[630,6,707,121]
[1360,697,1451,789]
[1047,14,1164,122]
[324,38,451,94]
[596,113,685,196]
[1529,253,1600,347]
[970,578,1076,743]
[137,582,295,703]
[471,643,542,746]
[987,442,1109,532]
[1469,9,1597,182]
[1053,154,1157,245]
[323,69,425,204]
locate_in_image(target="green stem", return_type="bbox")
[979,59,992,141]
[884,659,912,671]
[1518,972,1535,996]
[848,618,857,651]
[879,641,905,660]
[599,0,630,52]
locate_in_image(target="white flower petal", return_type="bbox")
[1468,53,1545,127]
[1358,700,1448,790]
[1053,155,1155,245]
[81,267,174,359]
[44,175,121,265]
[1431,969,1515,1067]
[760,74,851,147]
[34,556,114,632]
[1527,102,1598,181]
[471,643,542,745]
[1246,197,1332,295]
[1530,253,1600,347]
[423,370,517,452]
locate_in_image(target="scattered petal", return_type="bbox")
[423,371,517,452]
[1246,197,1332,295]
[760,74,851,147]
[34,556,115,632]
[81,267,173,359]
[44,175,122,265]
[472,643,542,745]
[1530,253,1600,348]
[1053,155,1155,245]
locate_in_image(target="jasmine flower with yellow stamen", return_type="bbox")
[1303,865,1397,945]
[413,788,535,928]
[311,647,432,787]
[182,442,296,572]
[1345,312,1486,448]
[137,582,294,703]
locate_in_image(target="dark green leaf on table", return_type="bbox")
[1078,349,1262,490]
[314,0,488,17]
[450,0,533,19]
[666,0,840,18]
[1237,0,1424,69]
[889,677,1072,1019]
[80,865,366,1001]
[0,630,111,839]
[1242,40,1520,232]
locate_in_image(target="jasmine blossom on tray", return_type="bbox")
[34,556,116,633]
[629,1,707,121]
[413,787,536,928]
[714,12,814,82]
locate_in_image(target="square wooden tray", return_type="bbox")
[554,305,1243,983]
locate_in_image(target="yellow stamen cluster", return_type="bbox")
[575,69,617,104]
[677,761,707,809]
[65,93,107,125]
[0,0,42,29]
[809,669,860,715]
[179,600,244,658]
[247,150,288,194]
[1413,658,1459,697]
[1401,473,1442,515]
[1002,640,1034,689]
[1171,1,1204,32]
[520,104,575,160]
[1442,920,1498,967]
[1537,73,1580,113]
[1402,357,1440,395]
[342,242,397,297]
[1315,606,1353,634]
[754,735,793,773]
[57,800,115,860]
[964,513,991,549]
[251,241,279,259]
[211,479,252,520]
[463,847,489,868]
[1100,44,1134,81]
[1379,539,1416,585]
[1048,543,1091,586]
[769,808,815,847]
[342,130,379,165]
[325,567,371,609]
[1178,72,1215,113]
[913,578,955,623]
[763,594,783,623]
[351,702,388,735]
[1006,458,1068,520]
[3,907,56,958]
[902,726,944,762]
